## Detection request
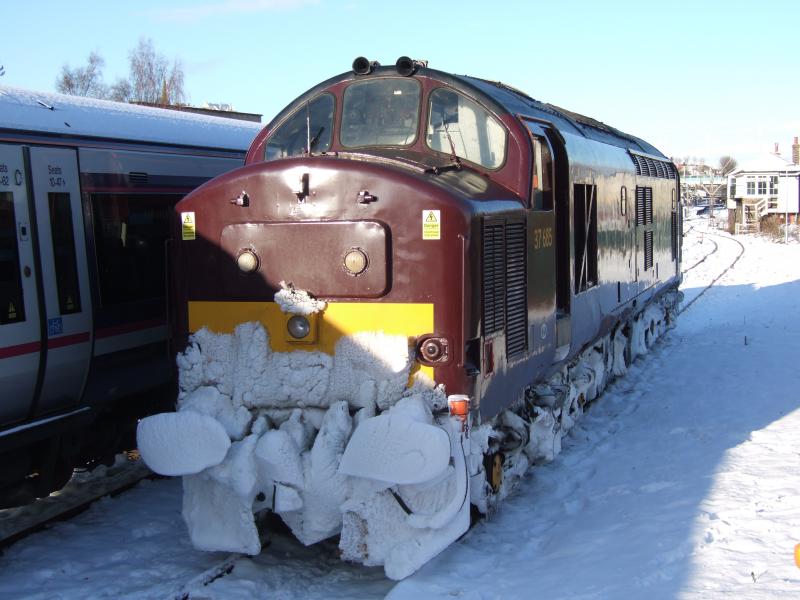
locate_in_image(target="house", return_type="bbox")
[726,139,800,234]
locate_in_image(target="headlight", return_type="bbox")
[287,315,311,339]
[237,249,259,273]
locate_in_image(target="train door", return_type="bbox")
[0,144,41,426]
[27,148,92,417]
[522,120,561,364]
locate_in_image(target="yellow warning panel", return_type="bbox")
[188,300,436,382]
[181,212,196,241]
[422,209,440,240]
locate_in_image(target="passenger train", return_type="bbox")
[137,58,682,579]
[0,87,260,506]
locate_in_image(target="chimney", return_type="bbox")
[793,136,799,165]
[774,142,779,154]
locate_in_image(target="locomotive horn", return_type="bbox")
[352,57,379,75]
[395,56,427,76]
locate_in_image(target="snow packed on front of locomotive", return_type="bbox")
[135,61,526,580]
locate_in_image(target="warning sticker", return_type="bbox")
[181,212,196,241]
[422,210,440,240]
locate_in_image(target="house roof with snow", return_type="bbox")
[730,153,800,176]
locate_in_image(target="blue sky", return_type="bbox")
[3,0,799,166]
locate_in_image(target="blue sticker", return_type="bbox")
[47,317,63,336]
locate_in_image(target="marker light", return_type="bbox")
[237,249,259,273]
[448,394,470,432]
[343,248,368,276]
[287,315,311,339]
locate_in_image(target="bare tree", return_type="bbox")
[108,78,133,103]
[126,38,185,105]
[718,155,738,176]
[55,51,107,98]
[53,40,186,105]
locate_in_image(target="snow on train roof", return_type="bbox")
[0,86,263,151]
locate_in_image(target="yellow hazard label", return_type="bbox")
[8,302,16,319]
[181,212,196,241]
[66,296,74,310]
[422,210,440,240]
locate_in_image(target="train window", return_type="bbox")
[531,136,553,210]
[341,79,420,147]
[91,193,180,305]
[426,88,506,170]
[620,186,627,216]
[265,94,334,160]
[574,184,598,293]
[48,193,81,315]
[0,192,25,324]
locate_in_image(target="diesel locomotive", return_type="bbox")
[0,87,260,506]
[138,57,682,579]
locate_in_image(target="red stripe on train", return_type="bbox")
[1,320,161,358]
[95,319,164,339]
[0,341,41,359]
[47,332,91,349]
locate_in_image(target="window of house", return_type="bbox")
[757,179,767,195]
[769,176,778,195]
[426,88,506,169]
[746,179,755,195]
[265,94,335,160]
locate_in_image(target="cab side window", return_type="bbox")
[426,88,506,169]
[530,135,553,210]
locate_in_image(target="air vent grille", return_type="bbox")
[644,230,654,271]
[636,186,654,226]
[671,211,678,260]
[129,171,149,184]
[630,153,676,179]
[505,220,528,359]
[482,222,506,336]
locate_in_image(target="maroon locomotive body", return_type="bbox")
[140,57,681,578]
[173,57,680,417]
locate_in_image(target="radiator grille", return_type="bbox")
[482,219,528,358]
[482,222,506,336]
[504,220,528,359]
[644,230,654,271]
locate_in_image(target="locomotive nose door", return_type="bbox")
[27,148,92,417]
[0,144,41,426]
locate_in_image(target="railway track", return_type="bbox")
[0,453,155,550]
[681,236,718,274]
[678,228,745,315]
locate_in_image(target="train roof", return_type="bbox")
[453,74,665,157]
[266,65,667,160]
[0,86,263,152]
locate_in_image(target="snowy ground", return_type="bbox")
[1,218,798,599]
